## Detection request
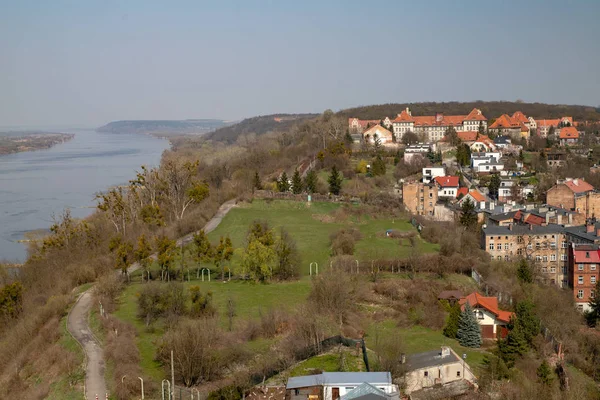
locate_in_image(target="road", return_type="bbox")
[67,199,237,399]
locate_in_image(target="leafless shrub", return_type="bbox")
[330,228,362,256]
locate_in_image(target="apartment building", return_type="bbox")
[402,181,438,217]
[391,108,487,143]
[546,179,599,224]
[535,116,574,137]
[481,223,568,287]
[488,113,531,139]
[569,244,600,312]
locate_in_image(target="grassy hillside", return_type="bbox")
[338,101,600,121]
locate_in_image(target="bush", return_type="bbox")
[330,228,362,256]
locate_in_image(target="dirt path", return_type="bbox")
[67,199,237,399]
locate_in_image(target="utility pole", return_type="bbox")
[171,350,175,399]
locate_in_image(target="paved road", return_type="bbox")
[67,199,237,399]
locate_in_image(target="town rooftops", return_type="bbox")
[363,124,393,137]
[482,223,565,235]
[465,108,487,121]
[459,292,513,323]
[286,372,392,389]
[392,108,486,126]
[434,176,459,188]
[405,347,460,371]
[563,179,594,193]
[456,187,469,198]
[489,114,520,129]
[467,190,486,202]
[565,223,600,242]
[559,126,579,140]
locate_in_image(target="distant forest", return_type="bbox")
[337,101,600,122]
[97,119,227,135]
[206,113,318,143]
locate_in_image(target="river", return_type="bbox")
[0,129,170,262]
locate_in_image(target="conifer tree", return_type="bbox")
[517,259,533,284]
[537,360,554,385]
[371,155,386,176]
[459,198,478,230]
[457,302,482,348]
[443,302,461,339]
[328,165,342,195]
[253,171,262,191]
[585,280,600,327]
[498,317,528,366]
[304,170,318,194]
[291,169,303,194]
[277,172,290,192]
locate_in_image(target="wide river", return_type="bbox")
[0,129,170,262]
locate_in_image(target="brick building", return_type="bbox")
[569,244,600,312]
[481,223,568,287]
[402,181,438,217]
[546,179,599,224]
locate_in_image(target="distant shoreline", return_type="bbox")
[0,132,75,156]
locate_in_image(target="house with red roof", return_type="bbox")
[559,126,580,146]
[569,244,600,312]
[457,189,486,207]
[488,113,530,139]
[434,176,460,198]
[535,116,574,137]
[391,108,487,143]
[459,292,514,339]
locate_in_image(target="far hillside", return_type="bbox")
[338,101,600,122]
[206,113,318,143]
[96,119,228,135]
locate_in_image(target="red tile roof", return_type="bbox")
[434,176,459,188]
[489,114,520,129]
[465,108,487,121]
[348,118,382,129]
[469,190,486,202]
[559,126,579,140]
[457,187,469,198]
[573,247,600,263]
[460,292,514,323]
[564,179,594,193]
[535,117,573,129]
[392,109,414,123]
[392,108,487,126]
[511,111,529,124]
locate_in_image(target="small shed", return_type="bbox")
[437,290,463,304]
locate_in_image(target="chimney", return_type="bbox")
[587,222,594,233]
[557,214,563,225]
[441,346,451,358]
[436,113,444,123]
[574,178,579,186]
[508,223,513,231]
[401,354,406,364]
[546,214,550,224]
[406,107,411,116]
[529,224,533,231]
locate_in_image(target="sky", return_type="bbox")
[1,0,599,127]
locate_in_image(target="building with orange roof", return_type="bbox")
[535,116,574,137]
[488,113,531,139]
[546,178,600,224]
[391,108,487,143]
[459,292,514,339]
[348,117,392,133]
[559,126,580,145]
[362,124,394,146]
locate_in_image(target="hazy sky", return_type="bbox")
[1,0,599,127]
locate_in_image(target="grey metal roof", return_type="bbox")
[488,211,517,221]
[340,383,388,400]
[482,223,564,235]
[405,349,460,371]
[286,372,392,389]
[565,224,600,242]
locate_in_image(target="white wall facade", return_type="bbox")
[423,167,446,184]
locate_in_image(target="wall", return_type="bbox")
[574,192,600,220]
[403,361,476,394]
[402,182,437,217]
[546,185,575,210]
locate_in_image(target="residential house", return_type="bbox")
[486,205,575,227]
[493,136,512,149]
[546,178,599,223]
[498,179,516,202]
[547,151,567,168]
[559,126,580,146]
[481,223,568,287]
[404,143,433,163]
[459,292,514,339]
[402,181,438,217]
[402,346,477,395]
[488,113,530,139]
[471,151,504,174]
[348,117,392,133]
[391,108,487,143]
[286,372,397,400]
[535,117,574,137]
[434,176,459,198]
[422,166,445,184]
[569,243,600,312]
[457,189,486,207]
[363,125,395,146]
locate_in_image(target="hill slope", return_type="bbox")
[338,101,600,121]
[205,113,318,143]
[97,119,227,135]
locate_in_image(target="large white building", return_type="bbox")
[391,108,487,143]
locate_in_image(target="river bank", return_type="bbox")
[0,132,75,155]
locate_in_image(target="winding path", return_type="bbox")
[67,199,237,399]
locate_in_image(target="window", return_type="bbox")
[562,266,568,274]
[578,290,584,299]
[586,252,591,258]
[527,244,533,250]
[592,264,597,271]
[542,266,548,273]
[489,243,494,250]
[505,255,509,261]
[551,254,556,261]
[579,276,584,285]
[579,264,584,271]
[562,241,567,248]
[424,371,429,377]
[429,193,432,198]
[295,389,300,396]
[543,256,548,262]
[496,244,501,250]
[592,276,597,284]
[536,256,542,262]
[504,243,509,250]
[497,256,502,260]
[550,266,556,273]
[561,255,568,262]
[457,371,461,377]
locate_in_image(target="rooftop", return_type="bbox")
[565,223,600,242]
[286,372,392,389]
[406,348,460,371]
[434,176,459,188]
[483,223,565,235]
[460,292,513,323]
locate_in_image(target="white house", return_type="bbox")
[403,346,477,395]
[422,166,445,184]
[286,372,397,400]
[434,176,460,198]
[459,292,513,340]
[404,143,433,163]
[475,160,505,174]
[498,179,516,202]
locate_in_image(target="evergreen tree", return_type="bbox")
[488,174,501,200]
[537,360,554,385]
[457,302,482,348]
[328,165,342,195]
[253,171,262,191]
[517,259,534,284]
[373,133,382,153]
[585,280,600,327]
[344,129,354,144]
[459,198,478,230]
[291,169,303,194]
[371,155,387,176]
[498,317,528,366]
[304,170,318,194]
[277,172,290,192]
[456,144,471,166]
[515,300,540,345]
[443,302,461,339]
[445,126,461,147]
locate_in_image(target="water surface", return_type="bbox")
[0,129,169,261]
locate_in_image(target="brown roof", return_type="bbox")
[511,111,529,124]
[559,126,579,139]
[489,114,520,129]
[438,290,463,300]
[460,292,514,323]
[465,108,487,121]
[363,124,393,139]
